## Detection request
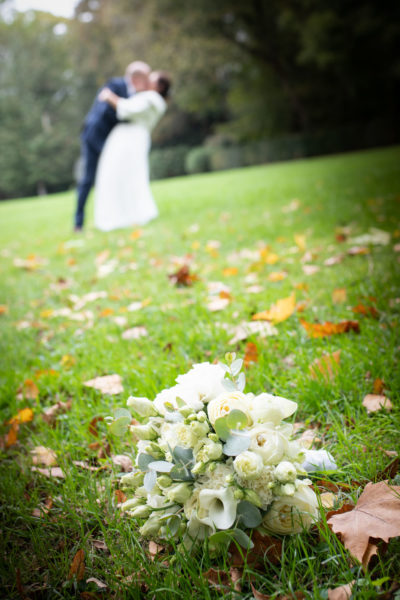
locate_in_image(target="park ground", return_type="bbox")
[1,146,400,598]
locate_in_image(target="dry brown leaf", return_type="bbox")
[88,416,103,437]
[99,307,114,318]
[244,342,258,367]
[148,541,165,561]
[347,246,369,256]
[324,255,345,266]
[267,271,287,282]
[111,454,133,472]
[302,264,320,275]
[327,481,400,568]
[332,288,347,303]
[327,582,354,600]
[372,378,385,394]
[72,460,100,472]
[222,267,238,276]
[207,297,230,312]
[8,407,34,425]
[297,428,321,449]
[32,496,53,518]
[31,466,65,478]
[362,394,392,413]
[122,326,148,340]
[250,583,271,600]
[310,350,341,382]
[95,249,110,267]
[84,374,123,395]
[92,539,108,551]
[228,321,278,345]
[229,530,282,567]
[31,446,57,466]
[42,400,72,425]
[115,489,127,504]
[18,380,39,400]
[5,423,19,447]
[352,303,379,318]
[168,265,199,286]
[86,577,107,589]
[252,294,296,324]
[320,492,337,509]
[301,319,360,338]
[68,549,85,581]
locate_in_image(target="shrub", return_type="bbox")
[150,145,190,180]
[185,146,211,174]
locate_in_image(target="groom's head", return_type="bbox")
[125,61,151,92]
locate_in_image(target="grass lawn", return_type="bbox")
[1,145,400,599]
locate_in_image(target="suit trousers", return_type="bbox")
[75,141,100,228]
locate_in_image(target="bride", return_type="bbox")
[94,71,170,231]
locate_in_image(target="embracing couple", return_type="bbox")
[74,61,171,232]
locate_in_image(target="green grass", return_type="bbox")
[1,146,400,599]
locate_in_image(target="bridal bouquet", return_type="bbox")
[109,354,334,550]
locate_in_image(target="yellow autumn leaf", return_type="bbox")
[252,294,296,324]
[60,354,76,368]
[8,407,34,425]
[267,271,287,282]
[294,234,307,252]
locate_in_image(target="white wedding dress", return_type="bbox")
[94,91,166,231]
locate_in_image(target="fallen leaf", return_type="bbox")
[297,428,321,449]
[228,321,278,344]
[17,380,39,400]
[230,530,282,567]
[372,378,385,394]
[250,583,271,600]
[111,454,133,472]
[168,265,199,286]
[222,267,238,276]
[42,400,72,425]
[327,582,354,600]
[84,374,123,395]
[68,549,85,581]
[0,305,9,315]
[310,350,341,382]
[327,481,400,568]
[89,416,104,437]
[245,285,264,294]
[347,246,369,256]
[115,489,127,504]
[352,303,379,318]
[320,492,336,509]
[301,319,360,338]
[8,407,34,424]
[324,255,345,266]
[32,496,53,518]
[72,460,100,472]
[332,288,347,303]
[244,342,258,367]
[351,228,390,246]
[130,228,143,240]
[31,466,65,478]
[95,249,110,267]
[60,354,76,368]
[99,308,114,317]
[267,271,287,282]
[252,294,296,324]
[302,264,320,275]
[13,255,48,270]
[31,446,57,466]
[148,541,164,561]
[207,297,230,312]
[5,423,19,447]
[282,199,300,213]
[362,394,392,413]
[92,539,108,551]
[34,368,59,379]
[122,326,148,340]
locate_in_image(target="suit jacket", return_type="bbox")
[82,77,129,154]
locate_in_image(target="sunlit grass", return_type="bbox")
[1,146,400,598]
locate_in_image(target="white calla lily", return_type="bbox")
[198,487,238,530]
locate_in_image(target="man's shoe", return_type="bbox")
[74,226,83,232]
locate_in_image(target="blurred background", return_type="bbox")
[0,0,399,199]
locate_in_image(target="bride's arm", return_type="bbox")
[99,88,151,122]
[98,87,120,109]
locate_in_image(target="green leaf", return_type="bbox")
[172,446,194,467]
[237,501,262,528]
[214,416,230,441]
[144,469,157,491]
[222,378,237,392]
[236,372,246,392]
[230,358,243,376]
[223,432,251,456]
[170,465,194,481]
[137,453,157,471]
[114,408,132,420]
[233,528,254,549]
[109,416,131,436]
[226,409,248,430]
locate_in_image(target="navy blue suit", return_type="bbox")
[75,77,129,228]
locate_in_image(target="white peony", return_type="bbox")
[249,425,289,465]
[195,439,223,462]
[207,391,251,426]
[249,392,297,426]
[237,465,275,509]
[159,422,198,451]
[263,483,319,534]
[175,362,227,403]
[127,396,158,417]
[233,451,263,480]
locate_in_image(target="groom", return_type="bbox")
[74,61,151,231]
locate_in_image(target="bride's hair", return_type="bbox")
[154,71,171,99]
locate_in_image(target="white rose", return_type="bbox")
[263,483,319,534]
[249,425,289,465]
[207,391,251,427]
[249,393,297,426]
[233,451,263,480]
[301,449,337,472]
[176,362,227,403]
[130,423,158,440]
[166,482,193,504]
[274,461,297,483]
[159,422,197,451]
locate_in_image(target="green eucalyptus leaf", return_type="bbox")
[226,409,248,430]
[114,408,132,420]
[233,528,254,549]
[236,372,246,392]
[137,453,157,471]
[109,416,131,436]
[148,460,174,473]
[214,416,230,441]
[222,378,237,392]
[230,358,243,376]
[144,469,157,492]
[172,446,194,467]
[237,501,262,528]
